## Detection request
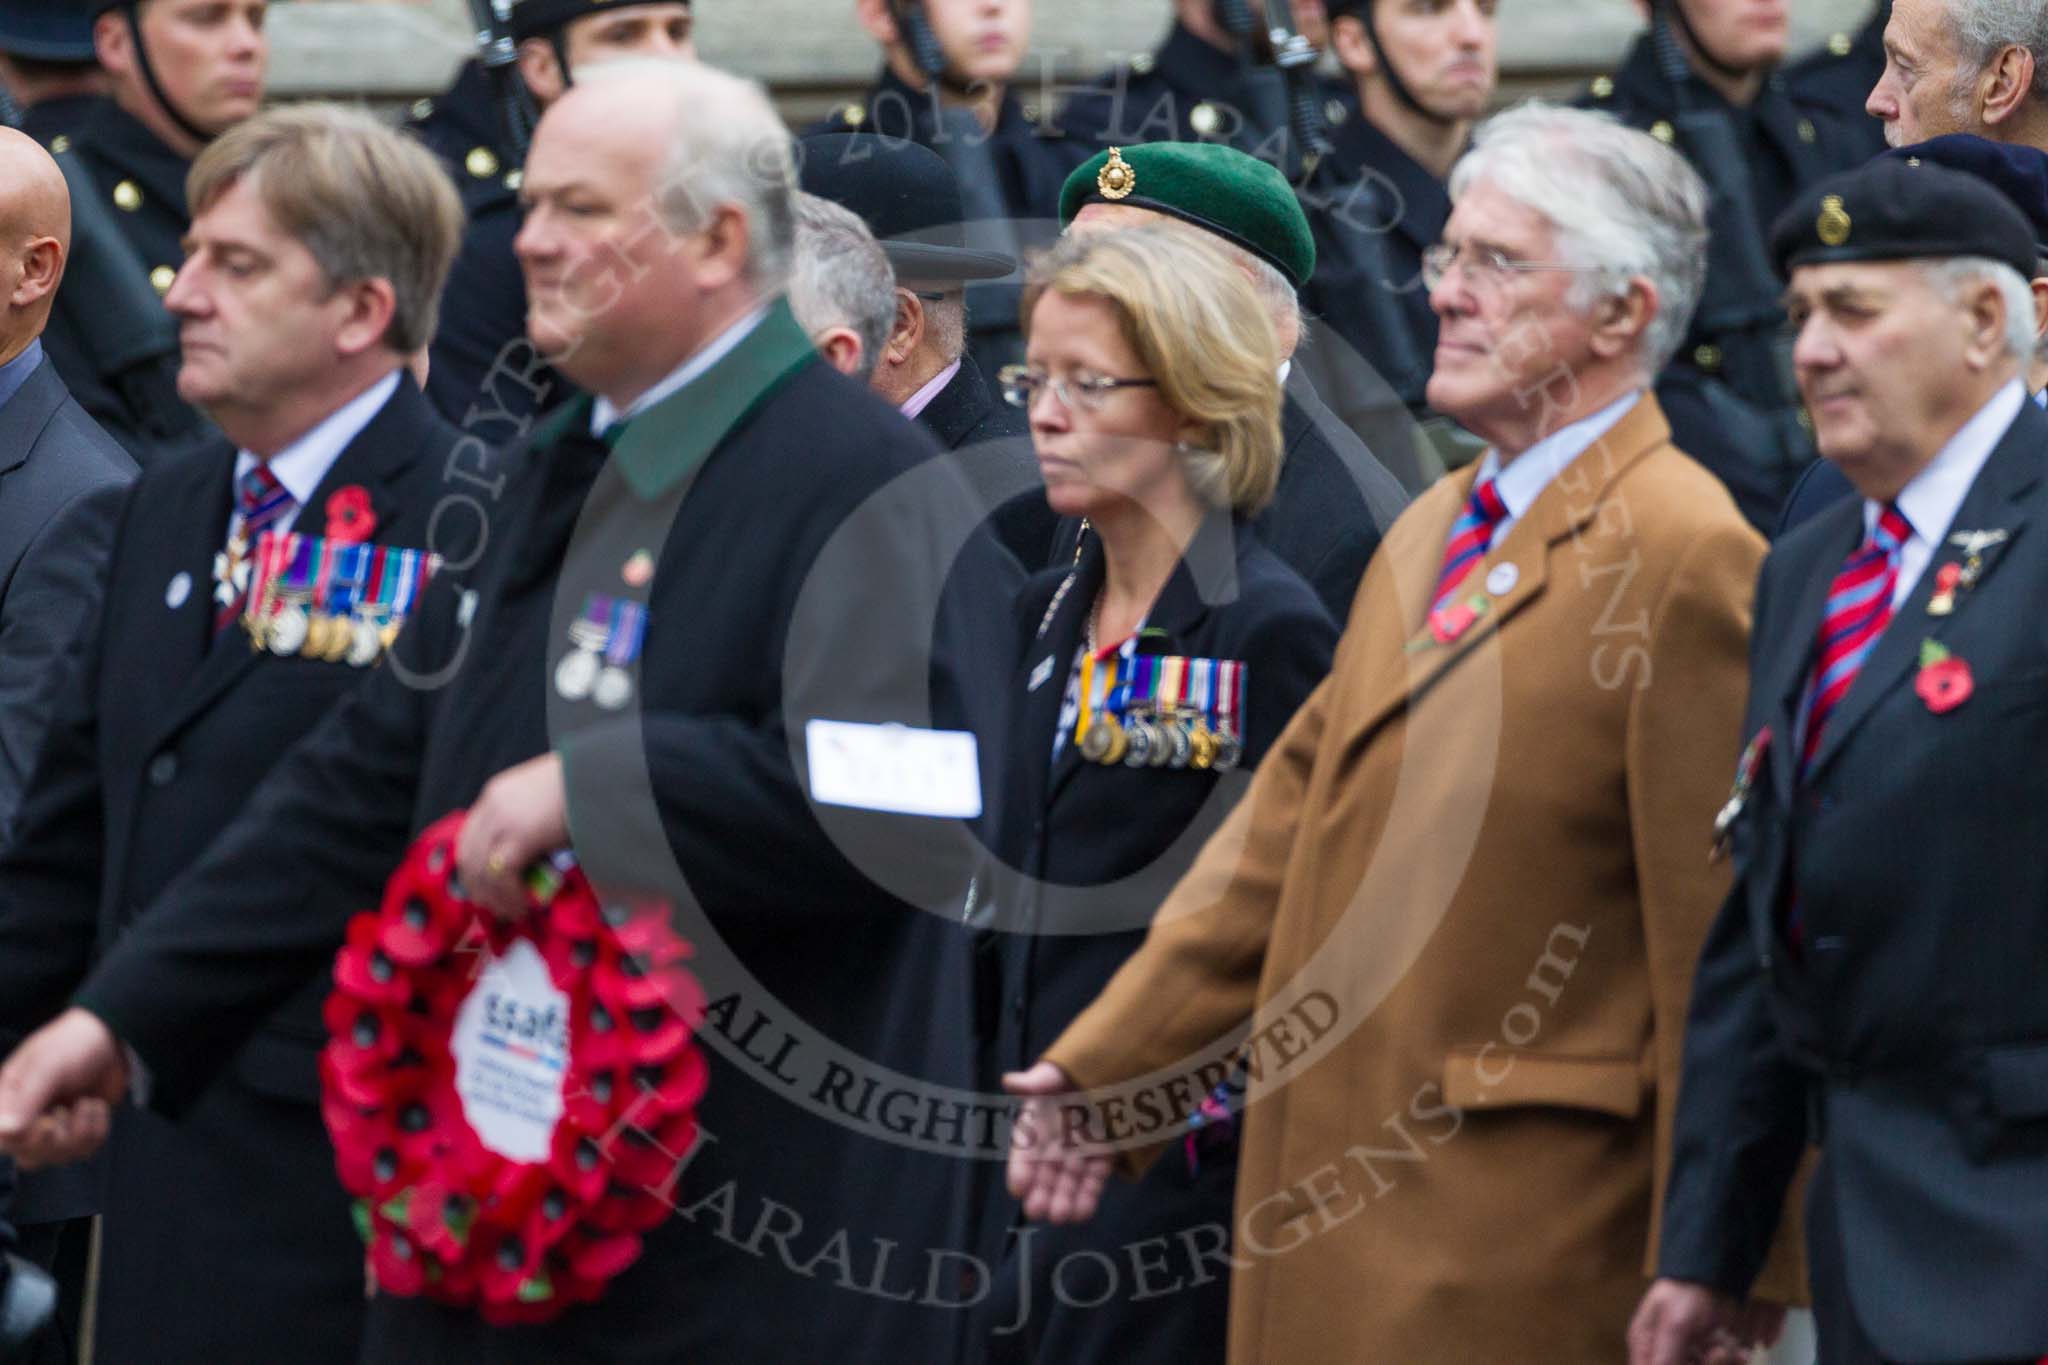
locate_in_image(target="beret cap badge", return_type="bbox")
[1097,147,1136,201]
[1817,194,1852,247]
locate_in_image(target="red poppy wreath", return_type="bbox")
[321,811,707,1325]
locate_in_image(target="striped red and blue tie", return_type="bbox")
[1431,477,1510,616]
[1799,503,1912,774]
[214,463,297,636]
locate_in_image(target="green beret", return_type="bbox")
[1060,142,1316,290]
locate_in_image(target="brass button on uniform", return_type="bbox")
[150,265,176,296]
[410,98,434,122]
[1022,101,1040,123]
[504,168,523,192]
[113,179,142,212]
[49,134,69,155]
[1649,120,1675,144]
[1325,99,1348,126]
[1798,118,1817,144]
[840,104,865,128]
[464,146,499,180]
[1190,102,1221,136]
[1828,30,1853,56]
[1131,52,1155,76]
[1693,343,1722,371]
[1590,75,1614,99]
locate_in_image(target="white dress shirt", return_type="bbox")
[1867,378,2024,608]
[232,369,401,536]
[590,304,771,436]
[1471,391,1642,544]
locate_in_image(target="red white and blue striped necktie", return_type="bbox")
[1799,503,1912,774]
[214,463,296,636]
[1431,477,1510,616]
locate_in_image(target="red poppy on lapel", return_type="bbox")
[326,485,377,543]
[1915,641,1974,714]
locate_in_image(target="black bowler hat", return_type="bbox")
[1883,134,2048,267]
[796,132,1017,283]
[0,3,95,60]
[1771,156,2038,282]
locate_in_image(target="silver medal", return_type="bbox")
[266,603,309,656]
[554,648,600,701]
[592,665,634,711]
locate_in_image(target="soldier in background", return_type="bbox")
[826,0,1086,373]
[1057,0,1352,153]
[1787,0,1889,159]
[407,0,693,427]
[1582,0,1867,529]
[0,3,107,149]
[1299,0,1495,462]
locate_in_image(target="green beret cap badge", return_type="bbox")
[1817,195,1852,247]
[1097,147,1136,201]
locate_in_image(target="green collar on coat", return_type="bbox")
[531,299,819,501]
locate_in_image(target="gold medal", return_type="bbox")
[1101,719,1128,765]
[321,613,353,663]
[1189,722,1217,770]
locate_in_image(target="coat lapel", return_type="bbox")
[1337,395,1669,749]
[149,377,434,750]
[1803,402,2044,781]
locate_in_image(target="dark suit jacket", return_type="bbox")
[1045,370,1408,621]
[917,353,1058,566]
[62,305,1023,1363]
[0,374,474,1362]
[0,357,136,838]
[970,516,1334,1364]
[1658,396,2048,1361]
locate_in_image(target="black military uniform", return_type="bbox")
[1659,161,2048,1365]
[406,59,559,429]
[972,516,1335,1364]
[0,0,101,148]
[0,374,476,1365]
[1060,18,1356,157]
[1787,2,1889,163]
[52,303,1025,1364]
[1581,16,1867,529]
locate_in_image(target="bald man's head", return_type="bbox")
[0,129,71,357]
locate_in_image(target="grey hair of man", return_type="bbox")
[790,192,897,382]
[1923,255,2037,360]
[1946,0,2048,112]
[590,57,797,290]
[1448,101,1709,375]
[916,285,968,364]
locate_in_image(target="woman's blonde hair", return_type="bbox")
[1024,226,1284,514]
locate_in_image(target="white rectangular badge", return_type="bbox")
[805,719,983,819]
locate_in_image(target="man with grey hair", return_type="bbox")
[1868,0,2048,148]
[789,190,896,382]
[1635,156,2048,1365]
[1002,101,1797,1363]
[0,58,1018,1364]
[0,101,469,1364]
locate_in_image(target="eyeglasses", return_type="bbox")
[1420,240,1613,293]
[998,365,1159,413]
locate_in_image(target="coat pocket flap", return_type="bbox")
[1443,1047,1645,1119]
[1984,1041,2048,1119]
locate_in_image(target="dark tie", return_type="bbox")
[1799,503,1912,774]
[214,463,296,636]
[1431,477,1510,615]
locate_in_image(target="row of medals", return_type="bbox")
[248,597,398,668]
[1079,706,1243,771]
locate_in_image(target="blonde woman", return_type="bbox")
[973,227,1337,1365]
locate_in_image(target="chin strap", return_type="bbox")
[1356,0,1457,127]
[119,1,219,148]
[1659,0,1755,85]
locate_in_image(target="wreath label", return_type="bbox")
[452,940,570,1162]
[321,811,707,1324]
